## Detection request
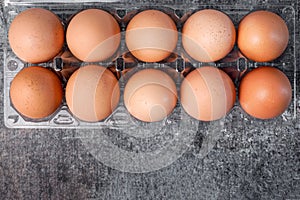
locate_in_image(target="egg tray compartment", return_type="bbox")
[3,2,297,129]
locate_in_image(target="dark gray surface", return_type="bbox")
[0,1,300,200]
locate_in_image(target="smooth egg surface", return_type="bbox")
[124,68,178,122]
[180,66,236,121]
[8,8,64,63]
[10,66,63,119]
[237,10,289,62]
[66,65,120,122]
[126,10,178,62]
[66,9,121,62]
[239,66,292,119]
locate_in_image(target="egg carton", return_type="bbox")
[2,1,297,131]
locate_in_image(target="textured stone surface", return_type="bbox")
[0,1,299,199]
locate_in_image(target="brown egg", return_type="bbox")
[124,68,177,122]
[10,66,63,119]
[66,65,120,122]
[66,9,121,62]
[126,10,178,62]
[182,9,236,62]
[8,8,64,63]
[239,66,292,119]
[180,66,236,121]
[237,10,289,62]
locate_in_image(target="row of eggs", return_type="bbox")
[8,8,289,64]
[10,64,292,122]
[7,8,292,123]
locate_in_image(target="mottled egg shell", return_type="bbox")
[66,65,120,122]
[124,68,178,122]
[239,66,292,119]
[237,10,289,62]
[66,9,121,62]
[180,66,236,121]
[182,9,236,62]
[126,10,178,62]
[8,8,64,63]
[10,66,63,119]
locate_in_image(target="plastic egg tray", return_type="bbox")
[3,0,297,131]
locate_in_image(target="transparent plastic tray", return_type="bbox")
[3,1,297,129]
[2,0,297,173]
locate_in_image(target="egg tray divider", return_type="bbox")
[2,1,297,129]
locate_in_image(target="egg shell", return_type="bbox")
[124,68,178,122]
[180,66,236,121]
[10,66,63,119]
[126,10,178,62]
[66,9,121,62]
[237,10,289,62]
[65,65,120,122]
[8,8,64,63]
[182,9,236,62]
[239,66,292,119]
